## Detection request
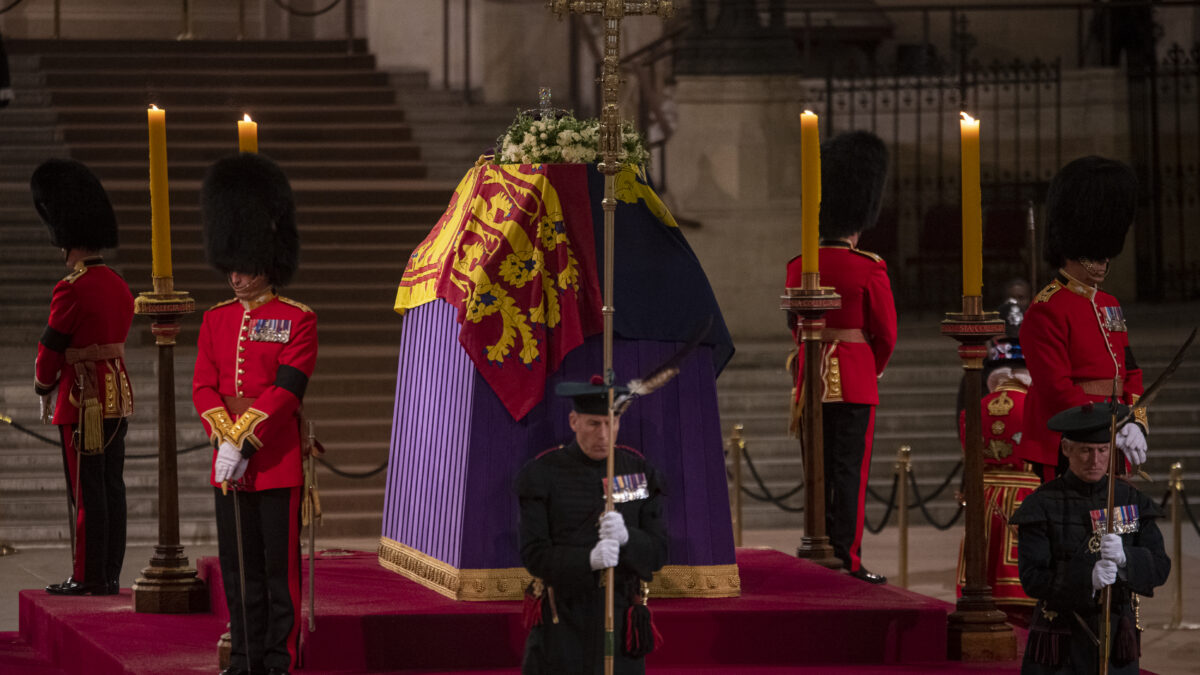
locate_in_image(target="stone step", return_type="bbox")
[58,122,414,144]
[33,53,379,71]
[48,87,398,108]
[54,105,407,125]
[42,69,391,89]
[66,140,425,163]
[5,39,372,56]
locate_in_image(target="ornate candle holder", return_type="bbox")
[781,274,841,569]
[941,295,1015,660]
[131,276,207,613]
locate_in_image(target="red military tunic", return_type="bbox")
[786,241,897,404]
[193,293,318,491]
[956,382,1038,616]
[35,258,134,425]
[1019,271,1144,469]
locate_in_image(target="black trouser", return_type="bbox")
[822,402,874,571]
[214,486,301,673]
[59,418,127,586]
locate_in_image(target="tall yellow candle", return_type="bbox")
[147,105,172,280]
[959,112,982,298]
[800,110,821,275]
[238,114,258,153]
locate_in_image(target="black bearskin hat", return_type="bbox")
[201,153,298,287]
[30,159,118,251]
[818,130,889,239]
[1043,156,1137,269]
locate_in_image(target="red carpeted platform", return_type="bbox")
[2,548,1030,674]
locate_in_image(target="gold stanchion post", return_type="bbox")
[942,295,1015,660]
[896,445,911,589]
[729,424,744,548]
[1164,462,1198,630]
[781,281,842,569]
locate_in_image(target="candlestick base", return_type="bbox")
[943,299,1013,660]
[782,285,843,571]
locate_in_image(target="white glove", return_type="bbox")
[1092,559,1118,591]
[39,393,54,425]
[1115,423,1147,466]
[589,538,620,571]
[1100,533,1126,567]
[598,511,629,546]
[214,441,248,483]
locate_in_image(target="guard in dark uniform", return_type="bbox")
[516,378,668,675]
[785,131,897,583]
[32,159,134,596]
[1020,157,1147,481]
[1011,402,1169,674]
[193,154,317,675]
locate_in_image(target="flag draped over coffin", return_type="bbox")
[395,162,733,420]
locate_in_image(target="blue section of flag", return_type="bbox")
[585,167,735,375]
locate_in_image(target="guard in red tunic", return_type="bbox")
[32,159,134,596]
[785,131,897,584]
[1019,157,1147,482]
[955,337,1039,627]
[193,154,317,675]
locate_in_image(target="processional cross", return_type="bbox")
[545,2,672,674]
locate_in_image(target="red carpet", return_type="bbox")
[1,548,1032,674]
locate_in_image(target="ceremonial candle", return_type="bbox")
[959,112,982,298]
[238,114,258,153]
[800,110,821,275]
[147,105,172,279]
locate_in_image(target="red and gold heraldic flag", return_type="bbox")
[395,163,603,420]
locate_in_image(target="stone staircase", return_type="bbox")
[0,38,509,548]
[717,309,1200,533]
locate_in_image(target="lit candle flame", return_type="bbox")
[960,112,976,123]
[150,104,159,110]
[243,114,252,122]
[803,110,815,116]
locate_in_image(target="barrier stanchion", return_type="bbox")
[728,424,745,548]
[1164,462,1199,630]
[896,445,911,589]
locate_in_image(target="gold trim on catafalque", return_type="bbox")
[377,537,741,600]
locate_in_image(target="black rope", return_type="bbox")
[0,0,28,15]
[1179,488,1200,540]
[271,0,342,18]
[126,441,211,460]
[908,469,965,530]
[864,473,899,534]
[316,455,387,479]
[1,417,60,446]
[735,445,804,512]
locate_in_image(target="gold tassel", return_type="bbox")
[82,397,103,453]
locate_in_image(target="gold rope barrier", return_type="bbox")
[1164,462,1199,630]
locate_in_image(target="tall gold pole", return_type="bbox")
[943,296,1014,660]
[546,3,673,674]
[729,424,744,548]
[896,445,911,589]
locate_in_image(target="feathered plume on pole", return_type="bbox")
[614,316,713,415]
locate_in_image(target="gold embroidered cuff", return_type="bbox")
[201,407,235,445]
[228,407,267,450]
[1130,394,1149,431]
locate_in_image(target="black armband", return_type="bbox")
[40,325,71,353]
[275,364,309,400]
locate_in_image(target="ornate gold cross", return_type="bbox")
[548,0,673,174]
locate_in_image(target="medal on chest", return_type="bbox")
[603,472,649,503]
[248,318,292,343]
[1101,306,1127,332]
[1087,504,1140,552]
